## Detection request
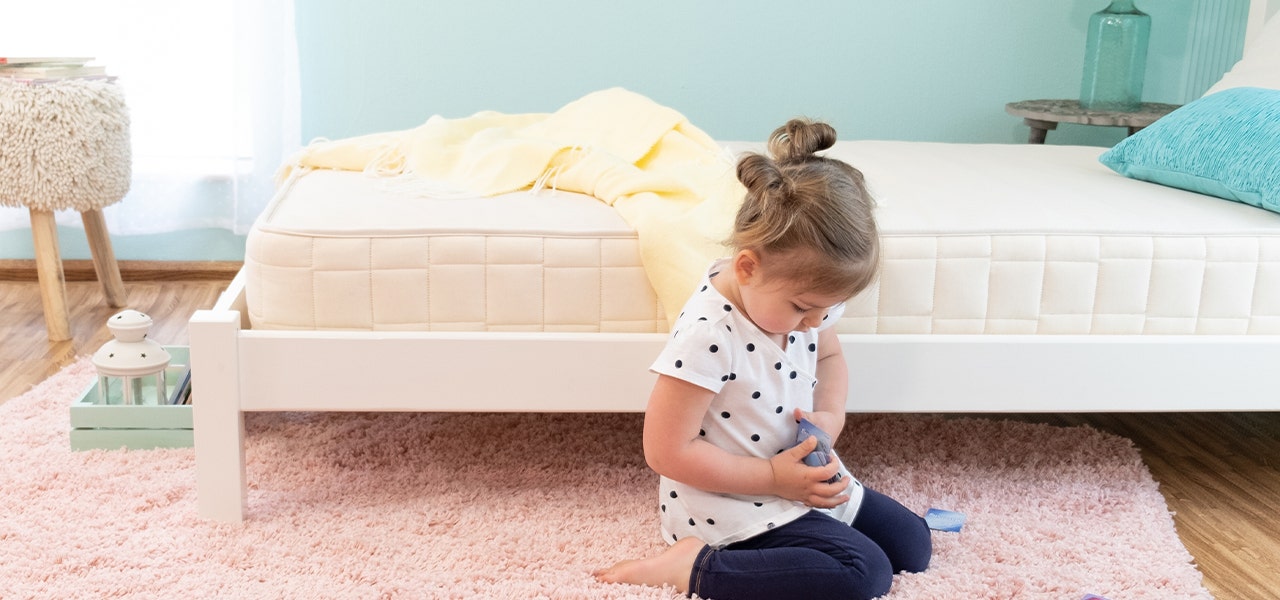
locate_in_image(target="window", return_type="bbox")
[0,0,299,236]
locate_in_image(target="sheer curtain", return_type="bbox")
[0,0,300,236]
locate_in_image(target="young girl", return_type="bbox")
[595,119,931,600]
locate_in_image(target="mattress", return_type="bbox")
[245,141,1280,334]
[245,173,665,332]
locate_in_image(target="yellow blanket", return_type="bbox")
[281,88,745,329]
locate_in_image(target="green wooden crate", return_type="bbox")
[70,346,193,451]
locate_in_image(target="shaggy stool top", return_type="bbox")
[0,78,131,212]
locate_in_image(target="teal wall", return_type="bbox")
[295,0,1209,147]
[0,226,246,262]
[3,0,1250,262]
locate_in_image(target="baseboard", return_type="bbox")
[0,260,242,282]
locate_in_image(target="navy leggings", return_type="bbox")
[687,488,932,600]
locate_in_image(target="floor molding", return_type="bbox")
[0,260,241,282]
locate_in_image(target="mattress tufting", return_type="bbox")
[245,170,666,332]
[245,141,1280,334]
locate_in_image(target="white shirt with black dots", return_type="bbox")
[650,259,865,548]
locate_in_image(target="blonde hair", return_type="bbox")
[730,118,880,298]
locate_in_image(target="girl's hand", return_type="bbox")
[768,435,849,508]
[793,408,844,446]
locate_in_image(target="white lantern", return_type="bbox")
[92,310,171,405]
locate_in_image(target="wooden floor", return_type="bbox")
[3,278,1277,598]
[1,279,224,402]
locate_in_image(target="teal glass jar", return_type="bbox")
[1079,0,1151,112]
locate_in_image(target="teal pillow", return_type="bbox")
[1098,87,1280,214]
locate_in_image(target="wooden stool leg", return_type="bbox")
[28,209,72,341]
[81,208,127,307]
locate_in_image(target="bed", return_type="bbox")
[190,5,1280,521]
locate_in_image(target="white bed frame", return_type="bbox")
[190,4,1279,522]
[190,272,1280,521]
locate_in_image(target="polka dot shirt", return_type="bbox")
[650,259,865,548]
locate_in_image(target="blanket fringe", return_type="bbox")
[374,172,477,199]
[363,142,406,178]
[530,144,586,195]
[358,137,488,198]
[530,165,562,195]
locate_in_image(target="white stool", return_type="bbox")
[0,78,130,341]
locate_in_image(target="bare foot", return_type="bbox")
[594,537,705,594]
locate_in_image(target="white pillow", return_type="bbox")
[1204,13,1280,95]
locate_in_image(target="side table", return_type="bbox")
[1005,99,1181,144]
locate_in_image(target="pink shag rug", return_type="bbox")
[0,360,1211,599]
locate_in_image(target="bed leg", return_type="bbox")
[189,309,247,522]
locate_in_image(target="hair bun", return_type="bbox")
[736,152,787,195]
[768,118,836,164]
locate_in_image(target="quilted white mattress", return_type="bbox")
[245,141,1280,334]
[245,172,665,332]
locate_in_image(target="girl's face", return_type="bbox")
[730,251,845,336]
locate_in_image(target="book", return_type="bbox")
[794,418,842,484]
[0,76,116,87]
[924,508,966,532]
[0,56,93,66]
[168,367,193,406]
[0,65,106,79]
